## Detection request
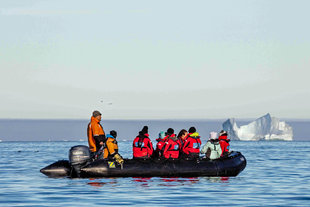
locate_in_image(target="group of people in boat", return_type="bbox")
[132,126,230,160]
[87,110,230,165]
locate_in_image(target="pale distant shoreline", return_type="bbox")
[1,118,310,121]
[0,119,309,141]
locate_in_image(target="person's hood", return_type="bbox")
[106,134,115,139]
[156,138,165,142]
[138,132,149,138]
[189,132,200,137]
[91,116,100,123]
[218,135,228,140]
[169,136,178,142]
[219,135,230,142]
[165,134,176,139]
[209,139,220,144]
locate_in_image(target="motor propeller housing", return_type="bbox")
[69,145,91,177]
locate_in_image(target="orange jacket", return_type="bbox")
[103,135,119,159]
[87,116,105,152]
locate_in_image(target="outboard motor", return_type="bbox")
[69,145,91,177]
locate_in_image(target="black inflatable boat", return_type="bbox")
[40,145,246,178]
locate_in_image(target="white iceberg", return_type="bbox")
[222,113,293,141]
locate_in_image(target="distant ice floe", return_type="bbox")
[222,113,293,141]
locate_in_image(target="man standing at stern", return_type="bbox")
[87,110,106,157]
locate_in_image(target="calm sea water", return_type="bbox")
[0,141,310,206]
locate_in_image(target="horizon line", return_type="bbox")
[0,117,310,121]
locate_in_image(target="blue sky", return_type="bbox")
[0,0,309,119]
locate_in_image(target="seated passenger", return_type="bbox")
[103,130,124,164]
[200,132,222,160]
[177,129,188,157]
[218,130,230,157]
[154,131,166,158]
[133,126,154,159]
[182,127,201,159]
[162,128,181,159]
[177,129,188,148]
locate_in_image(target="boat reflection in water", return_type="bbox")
[87,176,230,189]
[87,178,118,188]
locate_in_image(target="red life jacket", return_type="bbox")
[156,137,166,151]
[155,135,171,154]
[162,135,180,159]
[182,133,201,157]
[178,136,187,149]
[218,135,230,156]
[133,133,154,158]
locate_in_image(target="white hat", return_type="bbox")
[209,131,218,139]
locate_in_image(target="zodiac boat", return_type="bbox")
[40,145,246,178]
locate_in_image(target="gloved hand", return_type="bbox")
[113,154,124,165]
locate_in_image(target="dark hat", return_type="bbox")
[188,127,196,133]
[92,110,102,117]
[141,126,148,134]
[167,128,174,135]
[110,130,117,138]
[219,130,227,136]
